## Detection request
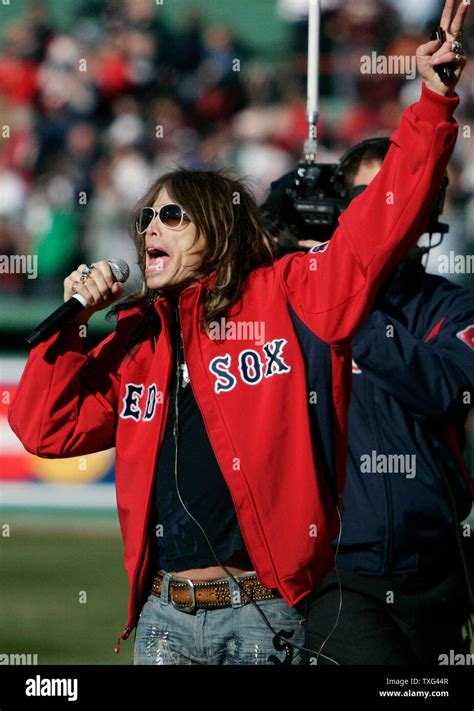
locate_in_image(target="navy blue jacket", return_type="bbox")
[338,254,474,575]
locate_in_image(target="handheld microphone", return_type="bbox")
[25,258,130,349]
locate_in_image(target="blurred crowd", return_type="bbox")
[0,0,472,296]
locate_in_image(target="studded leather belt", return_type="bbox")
[151,569,279,613]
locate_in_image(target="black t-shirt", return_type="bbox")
[152,313,246,570]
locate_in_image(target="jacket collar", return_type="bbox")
[153,270,216,313]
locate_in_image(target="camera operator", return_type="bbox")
[264,138,474,664]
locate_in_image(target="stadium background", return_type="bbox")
[0,0,472,664]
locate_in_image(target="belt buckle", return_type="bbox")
[171,577,196,613]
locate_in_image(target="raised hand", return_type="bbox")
[416,0,469,96]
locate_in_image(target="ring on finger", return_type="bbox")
[451,30,463,41]
[454,53,463,66]
[452,40,464,54]
[79,266,92,284]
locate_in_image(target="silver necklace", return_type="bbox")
[177,329,190,388]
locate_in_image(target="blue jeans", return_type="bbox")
[134,574,308,665]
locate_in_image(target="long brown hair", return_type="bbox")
[109,168,277,341]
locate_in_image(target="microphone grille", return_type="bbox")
[107,259,130,283]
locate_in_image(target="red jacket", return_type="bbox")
[9,85,459,642]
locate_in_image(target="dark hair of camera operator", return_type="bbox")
[303,142,474,665]
[340,140,389,198]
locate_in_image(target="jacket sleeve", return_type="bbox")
[352,300,474,418]
[8,318,131,458]
[276,84,459,343]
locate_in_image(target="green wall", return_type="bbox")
[0,0,288,57]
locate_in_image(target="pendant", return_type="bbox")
[179,361,190,388]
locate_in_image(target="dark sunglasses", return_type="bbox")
[136,204,191,234]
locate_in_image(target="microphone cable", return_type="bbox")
[170,308,343,664]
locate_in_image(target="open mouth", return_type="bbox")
[147,246,169,258]
[146,245,172,274]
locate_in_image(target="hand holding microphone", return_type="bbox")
[25,258,130,348]
[64,259,128,323]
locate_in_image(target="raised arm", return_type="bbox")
[277,0,468,344]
